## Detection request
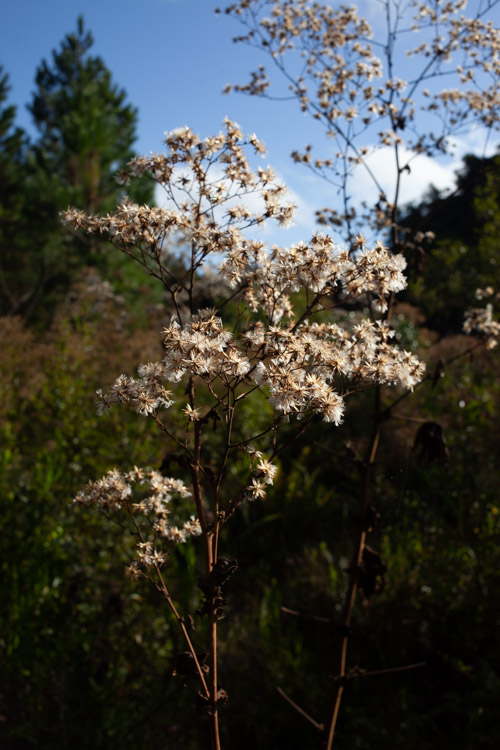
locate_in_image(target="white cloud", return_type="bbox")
[350,146,458,208]
[447,129,499,161]
[349,126,500,210]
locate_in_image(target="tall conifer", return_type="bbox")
[29,15,151,215]
[0,66,32,315]
[0,18,153,320]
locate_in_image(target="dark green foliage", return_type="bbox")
[0,67,31,316]
[0,299,210,750]
[402,152,500,334]
[1,24,499,743]
[0,67,26,229]
[29,16,151,216]
[0,18,153,323]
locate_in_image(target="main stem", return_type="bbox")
[209,524,221,750]
[210,611,220,749]
[323,388,382,749]
[155,568,210,699]
[190,412,221,749]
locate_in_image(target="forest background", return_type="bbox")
[2,1,500,748]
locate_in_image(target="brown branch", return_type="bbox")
[281,605,332,625]
[276,686,324,732]
[323,387,383,749]
[124,507,210,700]
[345,661,427,681]
[155,566,210,699]
[187,380,220,749]
[209,612,221,750]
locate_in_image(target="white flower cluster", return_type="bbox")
[97,365,174,416]
[223,0,500,244]
[65,123,425,481]
[220,234,407,322]
[475,286,495,301]
[161,309,251,382]
[254,351,345,423]
[97,309,253,416]
[75,468,200,568]
[222,2,380,116]
[224,0,500,145]
[62,119,296,277]
[97,307,424,426]
[463,301,500,349]
[245,449,278,501]
[251,318,423,422]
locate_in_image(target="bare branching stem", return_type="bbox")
[209,613,221,750]
[323,387,382,749]
[155,566,210,699]
[127,509,210,699]
[276,686,324,732]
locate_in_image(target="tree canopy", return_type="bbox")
[0,17,152,322]
[401,153,500,334]
[29,16,150,215]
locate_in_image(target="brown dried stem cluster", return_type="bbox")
[216,1,500,746]
[221,0,500,247]
[63,119,431,747]
[64,4,500,739]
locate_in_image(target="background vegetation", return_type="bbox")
[1,12,500,750]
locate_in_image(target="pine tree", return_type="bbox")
[0,18,153,321]
[0,66,32,316]
[0,69,73,319]
[29,15,151,216]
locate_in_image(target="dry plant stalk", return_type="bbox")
[63,116,453,747]
[217,0,500,746]
[62,6,500,747]
[221,0,500,246]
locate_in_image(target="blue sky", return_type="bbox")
[1,0,322,163]
[1,0,321,238]
[1,0,269,152]
[2,0,500,243]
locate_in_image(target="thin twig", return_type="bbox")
[350,661,427,680]
[281,605,332,624]
[276,687,324,732]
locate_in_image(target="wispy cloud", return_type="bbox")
[350,127,500,210]
[350,146,457,208]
